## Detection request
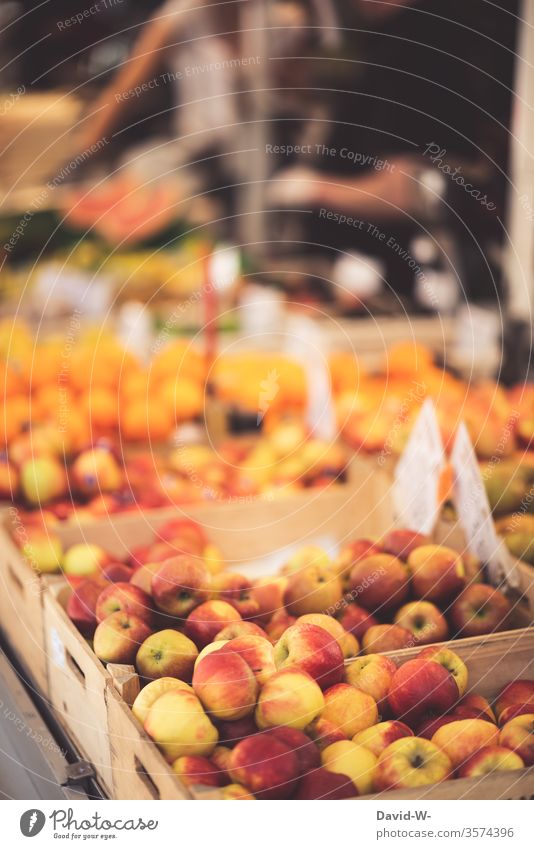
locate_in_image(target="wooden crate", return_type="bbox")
[43,583,113,796]
[194,631,534,801]
[0,511,63,695]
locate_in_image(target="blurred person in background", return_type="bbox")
[269,0,518,301]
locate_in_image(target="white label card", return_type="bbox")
[393,398,446,535]
[50,627,66,670]
[450,422,519,587]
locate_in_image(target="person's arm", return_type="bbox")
[76,1,196,151]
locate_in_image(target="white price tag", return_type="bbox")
[450,422,519,587]
[393,398,445,535]
[50,627,66,670]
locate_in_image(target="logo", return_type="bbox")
[20,810,46,837]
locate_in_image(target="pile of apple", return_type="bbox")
[53,517,528,798]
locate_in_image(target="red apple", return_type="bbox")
[66,578,108,637]
[382,529,430,561]
[96,582,153,625]
[499,703,534,726]
[101,562,134,583]
[388,658,459,725]
[228,733,299,799]
[306,717,347,750]
[217,636,275,686]
[344,654,397,709]
[265,726,321,774]
[265,610,296,642]
[453,693,496,723]
[156,518,207,553]
[353,720,413,756]
[93,612,152,664]
[250,577,288,624]
[449,584,511,638]
[214,621,268,641]
[407,544,465,603]
[337,603,378,641]
[394,600,449,645]
[274,622,344,690]
[192,648,258,720]
[172,755,221,787]
[348,554,410,614]
[212,572,260,619]
[216,716,258,747]
[151,555,211,618]
[332,539,384,580]
[418,647,469,698]
[499,714,534,765]
[457,745,525,778]
[185,600,242,648]
[362,624,413,654]
[495,680,534,721]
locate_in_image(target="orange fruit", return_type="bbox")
[158,378,204,421]
[120,400,175,442]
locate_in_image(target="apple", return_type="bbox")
[453,693,496,723]
[407,544,465,603]
[449,584,511,638]
[216,716,258,747]
[362,624,413,654]
[185,600,242,648]
[457,745,525,778]
[265,726,321,774]
[495,680,534,720]
[96,582,153,625]
[63,543,111,579]
[101,562,134,583]
[218,636,275,686]
[348,554,410,614]
[321,740,377,795]
[382,530,430,561]
[320,684,378,737]
[144,688,218,762]
[388,658,460,725]
[345,654,397,708]
[416,714,458,740]
[93,612,152,664]
[136,629,198,681]
[250,577,288,624]
[66,578,106,637]
[499,703,534,726]
[19,456,67,505]
[132,678,193,725]
[265,610,296,642]
[499,714,534,765]
[172,755,221,787]
[202,544,224,576]
[20,528,63,574]
[151,555,211,618]
[337,603,378,641]
[192,648,258,720]
[353,720,413,757]
[130,562,161,595]
[255,669,325,731]
[211,572,260,619]
[284,563,343,616]
[71,447,123,496]
[281,545,331,576]
[394,600,449,645]
[228,733,299,799]
[156,518,207,553]
[214,621,268,641]
[306,717,347,750]
[432,718,499,769]
[66,578,108,637]
[332,540,384,580]
[194,641,229,669]
[295,767,355,799]
[374,737,452,790]
[273,623,344,690]
[418,646,468,697]
[296,613,357,659]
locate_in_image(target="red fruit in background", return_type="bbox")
[382,529,430,561]
[265,610,296,642]
[295,767,356,799]
[265,726,321,774]
[228,733,300,799]
[337,603,378,641]
[388,659,459,726]
[449,584,511,638]
[334,539,384,575]
[66,578,107,637]
[156,518,207,554]
[348,554,410,614]
[96,582,153,625]
[499,703,534,726]
[416,714,458,740]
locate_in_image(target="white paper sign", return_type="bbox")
[284,315,337,441]
[450,422,519,587]
[393,398,446,535]
[50,627,66,670]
